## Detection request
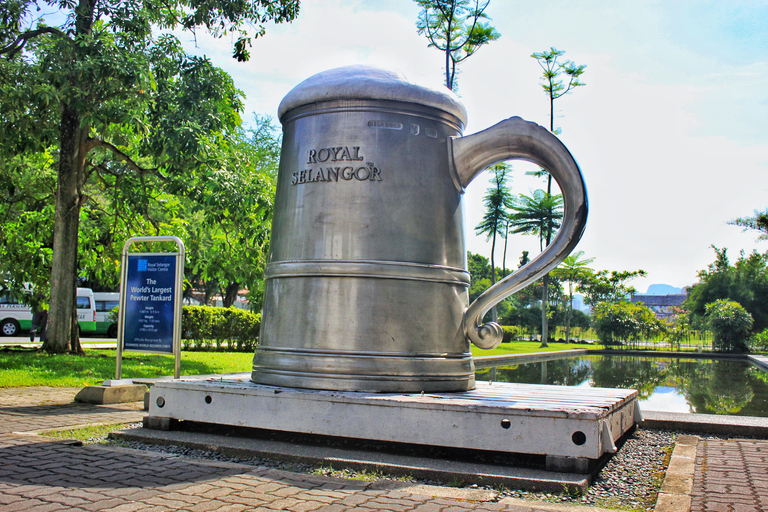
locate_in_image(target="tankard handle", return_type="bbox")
[448,117,588,350]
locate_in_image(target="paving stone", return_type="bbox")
[3,385,768,512]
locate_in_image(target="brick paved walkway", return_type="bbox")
[691,438,768,512]
[2,386,767,512]
[0,387,617,512]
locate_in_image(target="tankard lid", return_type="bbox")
[278,65,468,127]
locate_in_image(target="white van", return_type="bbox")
[93,292,120,337]
[0,287,96,337]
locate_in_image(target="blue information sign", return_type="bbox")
[123,254,177,353]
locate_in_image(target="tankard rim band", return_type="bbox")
[265,259,470,286]
[280,99,464,132]
[255,345,471,359]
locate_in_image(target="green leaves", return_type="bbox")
[508,188,563,251]
[686,247,768,335]
[705,299,753,352]
[592,300,663,346]
[414,0,500,90]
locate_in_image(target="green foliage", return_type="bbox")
[531,47,586,134]
[705,299,753,353]
[664,308,691,350]
[500,325,518,343]
[685,247,768,334]
[592,301,664,348]
[414,0,500,91]
[551,250,594,341]
[182,305,260,351]
[509,189,563,252]
[0,0,296,351]
[579,269,647,306]
[751,328,768,352]
[729,208,768,242]
[475,163,514,280]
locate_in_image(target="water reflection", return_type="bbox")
[476,356,768,417]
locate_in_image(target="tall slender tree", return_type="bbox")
[729,208,768,241]
[551,250,594,342]
[414,0,500,91]
[509,189,563,346]
[509,190,563,251]
[530,47,586,347]
[475,163,513,321]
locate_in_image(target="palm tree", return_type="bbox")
[729,209,768,241]
[509,189,563,347]
[551,250,594,343]
[475,163,513,322]
[509,189,563,251]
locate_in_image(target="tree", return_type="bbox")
[414,0,500,91]
[551,250,594,342]
[508,188,563,346]
[474,163,513,321]
[0,0,298,353]
[531,47,586,137]
[580,269,647,307]
[685,247,768,334]
[729,208,768,242]
[528,47,585,349]
[181,116,280,310]
[706,299,753,353]
[592,301,664,349]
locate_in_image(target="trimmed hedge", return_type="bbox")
[182,306,260,352]
[501,325,518,343]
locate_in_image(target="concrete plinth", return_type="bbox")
[75,384,147,404]
[146,378,640,474]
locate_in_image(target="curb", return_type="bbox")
[654,434,698,512]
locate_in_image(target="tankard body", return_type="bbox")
[252,66,587,392]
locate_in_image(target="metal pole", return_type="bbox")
[173,241,185,379]
[115,244,131,380]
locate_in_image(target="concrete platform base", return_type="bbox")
[146,378,640,474]
[75,384,147,404]
[111,425,592,494]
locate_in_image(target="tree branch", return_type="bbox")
[88,138,161,177]
[0,26,69,58]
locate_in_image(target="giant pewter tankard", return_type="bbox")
[252,65,587,392]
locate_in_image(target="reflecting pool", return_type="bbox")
[475,355,768,416]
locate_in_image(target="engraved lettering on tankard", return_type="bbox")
[252,65,588,393]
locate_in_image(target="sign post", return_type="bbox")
[117,237,185,380]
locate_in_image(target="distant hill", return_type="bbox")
[645,284,683,295]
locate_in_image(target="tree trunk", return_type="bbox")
[44,106,84,353]
[490,233,497,323]
[540,273,549,347]
[565,287,573,343]
[223,281,240,308]
[502,221,509,277]
[70,283,83,354]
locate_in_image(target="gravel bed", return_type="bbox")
[102,425,687,511]
[502,429,675,511]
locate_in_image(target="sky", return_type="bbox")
[173,0,768,293]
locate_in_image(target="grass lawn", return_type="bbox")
[471,341,590,358]
[0,348,254,388]
[2,340,703,388]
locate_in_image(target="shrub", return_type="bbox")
[751,329,768,352]
[182,306,260,351]
[500,326,518,343]
[706,299,753,353]
[592,301,664,348]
